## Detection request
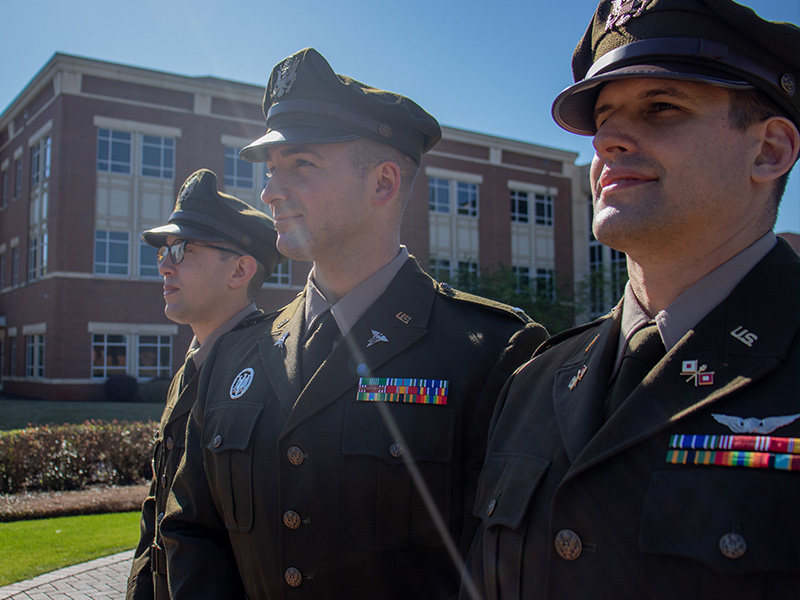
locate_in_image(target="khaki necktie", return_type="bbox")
[180,351,197,392]
[301,310,340,385]
[605,323,665,418]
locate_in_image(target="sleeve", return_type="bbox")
[159,346,247,600]
[125,478,156,600]
[458,321,547,557]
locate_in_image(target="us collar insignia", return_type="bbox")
[367,330,389,348]
[568,365,588,391]
[272,55,300,99]
[230,367,255,399]
[730,326,758,348]
[605,0,653,32]
[681,360,714,387]
[712,412,800,434]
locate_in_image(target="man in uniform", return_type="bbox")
[464,1,800,598]
[126,169,283,599]
[160,48,548,599]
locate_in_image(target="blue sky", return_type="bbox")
[2,0,798,233]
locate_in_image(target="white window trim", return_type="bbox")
[425,167,483,185]
[507,180,557,196]
[27,120,53,148]
[221,134,257,148]
[88,322,178,335]
[93,116,182,139]
[22,322,47,335]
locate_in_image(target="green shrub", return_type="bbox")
[0,421,155,494]
[138,377,172,404]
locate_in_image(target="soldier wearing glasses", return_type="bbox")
[126,168,284,600]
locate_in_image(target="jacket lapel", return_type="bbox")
[552,313,620,463]
[282,259,434,435]
[567,239,800,477]
[258,294,305,415]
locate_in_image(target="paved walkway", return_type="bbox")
[0,551,132,600]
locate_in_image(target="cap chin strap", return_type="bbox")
[268,99,388,136]
[588,37,790,95]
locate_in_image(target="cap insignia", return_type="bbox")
[780,73,796,97]
[378,123,393,138]
[178,173,200,204]
[605,0,653,32]
[272,55,300,99]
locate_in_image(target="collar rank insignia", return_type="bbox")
[272,55,300,98]
[568,365,588,391]
[367,330,389,348]
[230,368,254,399]
[606,0,653,32]
[681,359,714,386]
[275,331,290,351]
[712,412,800,434]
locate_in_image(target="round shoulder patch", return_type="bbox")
[230,368,255,399]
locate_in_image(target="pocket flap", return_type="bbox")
[203,402,264,453]
[474,453,550,530]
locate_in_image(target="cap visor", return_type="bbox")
[552,63,752,135]
[239,127,359,162]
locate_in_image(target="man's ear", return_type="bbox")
[752,116,800,183]
[369,161,401,206]
[228,255,258,290]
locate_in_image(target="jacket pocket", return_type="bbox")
[202,402,264,533]
[474,453,550,530]
[640,469,800,595]
[341,402,456,550]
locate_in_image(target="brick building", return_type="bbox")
[0,53,588,400]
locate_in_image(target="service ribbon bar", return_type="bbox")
[356,377,448,405]
[669,434,800,455]
[666,449,800,472]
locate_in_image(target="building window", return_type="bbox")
[510,190,529,223]
[138,335,172,379]
[457,182,479,217]
[92,333,128,379]
[14,158,22,197]
[428,177,450,214]
[456,261,479,288]
[267,260,291,286]
[97,129,132,174]
[30,136,51,188]
[95,230,130,276]
[25,334,45,378]
[589,243,605,317]
[534,193,554,227]
[11,247,19,286]
[428,258,451,282]
[512,265,531,293]
[28,238,38,281]
[1,169,7,208]
[0,253,5,288]
[141,135,175,179]
[610,249,627,299]
[139,241,160,278]
[9,336,17,376]
[224,146,255,189]
[535,268,556,301]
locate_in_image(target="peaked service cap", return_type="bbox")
[239,48,442,164]
[551,0,800,135]
[141,169,285,274]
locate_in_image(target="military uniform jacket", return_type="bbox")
[464,239,800,600]
[128,311,266,600]
[161,258,547,600]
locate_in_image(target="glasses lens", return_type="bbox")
[170,241,185,265]
[156,246,168,266]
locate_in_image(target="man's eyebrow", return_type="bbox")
[592,85,694,123]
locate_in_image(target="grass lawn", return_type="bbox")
[0,511,141,586]
[0,398,163,431]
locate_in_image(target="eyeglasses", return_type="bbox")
[156,240,244,267]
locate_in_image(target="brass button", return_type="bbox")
[285,567,302,587]
[554,529,582,561]
[166,436,174,450]
[287,446,306,466]
[213,434,222,448]
[486,499,497,517]
[719,532,747,559]
[389,442,405,458]
[283,510,302,530]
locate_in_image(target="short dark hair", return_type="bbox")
[349,138,420,210]
[212,244,268,301]
[728,88,796,212]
